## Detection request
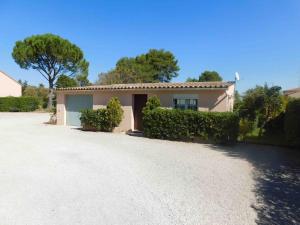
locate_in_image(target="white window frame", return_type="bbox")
[173,94,198,110]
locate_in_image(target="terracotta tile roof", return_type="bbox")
[56,81,234,91]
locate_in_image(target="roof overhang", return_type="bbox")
[56,81,234,92]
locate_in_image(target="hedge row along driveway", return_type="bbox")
[0,96,39,112]
[143,108,239,143]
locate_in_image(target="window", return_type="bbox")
[173,94,198,110]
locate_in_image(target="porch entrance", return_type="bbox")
[133,94,147,131]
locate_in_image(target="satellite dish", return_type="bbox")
[235,72,240,81]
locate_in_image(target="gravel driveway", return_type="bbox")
[0,113,299,225]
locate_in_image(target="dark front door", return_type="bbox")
[133,94,148,130]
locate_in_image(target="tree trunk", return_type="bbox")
[47,81,54,110]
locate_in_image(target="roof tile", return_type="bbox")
[56,81,234,91]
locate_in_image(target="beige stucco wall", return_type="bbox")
[56,92,66,126]
[92,92,134,132]
[56,85,234,131]
[0,71,22,97]
[287,92,300,98]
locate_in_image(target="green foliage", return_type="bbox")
[238,84,284,134]
[107,97,124,128]
[12,33,89,108]
[23,84,48,108]
[239,119,256,140]
[18,80,28,94]
[80,109,111,131]
[186,77,198,82]
[75,73,91,87]
[143,108,239,144]
[97,49,179,84]
[142,96,161,114]
[239,91,299,148]
[56,74,91,88]
[198,71,223,82]
[186,71,223,82]
[80,97,123,132]
[0,97,39,112]
[137,49,180,82]
[233,91,242,112]
[56,75,78,88]
[264,112,285,136]
[284,99,300,147]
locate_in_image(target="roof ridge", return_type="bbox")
[56,81,234,91]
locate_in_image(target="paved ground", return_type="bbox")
[0,113,299,225]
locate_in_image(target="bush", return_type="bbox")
[239,119,255,140]
[142,96,161,114]
[80,108,111,131]
[264,112,285,136]
[284,99,300,147]
[23,85,48,109]
[107,97,123,128]
[0,97,39,112]
[80,97,123,132]
[143,108,239,144]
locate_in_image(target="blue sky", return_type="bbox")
[0,0,299,92]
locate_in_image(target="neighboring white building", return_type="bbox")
[0,71,22,97]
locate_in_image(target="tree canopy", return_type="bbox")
[97,49,179,85]
[186,71,223,82]
[199,71,222,82]
[237,84,284,135]
[12,33,89,108]
[56,75,78,88]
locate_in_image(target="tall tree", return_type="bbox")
[137,49,179,82]
[97,49,179,85]
[186,77,198,82]
[56,75,78,88]
[12,33,89,109]
[186,71,223,82]
[238,84,284,135]
[198,71,222,82]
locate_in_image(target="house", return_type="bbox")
[283,87,300,98]
[0,71,22,97]
[56,81,235,131]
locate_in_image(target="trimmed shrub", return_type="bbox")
[142,96,161,114]
[143,108,239,144]
[80,97,123,132]
[0,97,39,112]
[107,97,123,128]
[80,109,111,131]
[284,99,300,147]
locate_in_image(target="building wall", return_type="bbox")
[93,92,134,132]
[56,93,66,126]
[287,92,300,98]
[0,71,22,97]
[56,86,234,131]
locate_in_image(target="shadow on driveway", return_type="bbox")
[210,144,300,225]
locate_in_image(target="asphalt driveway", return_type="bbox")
[0,113,299,225]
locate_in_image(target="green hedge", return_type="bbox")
[80,97,123,132]
[284,99,300,147]
[0,97,39,112]
[143,108,239,143]
[80,109,111,131]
